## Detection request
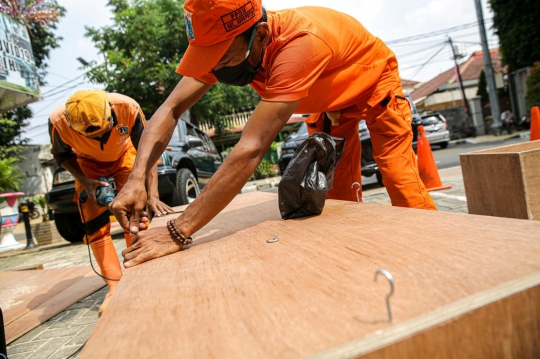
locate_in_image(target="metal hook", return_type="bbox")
[351,182,361,203]
[267,233,279,243]
[374,269,395,322]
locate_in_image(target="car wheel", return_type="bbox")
[376,172,384,187]
[440,142,448,149]
[172,168,200,206]
[54,212,85,243]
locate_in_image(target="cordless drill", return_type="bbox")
[79,177,116,206]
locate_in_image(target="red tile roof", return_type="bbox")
[410,49,502,101]
[401,79,420,87]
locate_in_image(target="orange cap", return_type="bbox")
[65,90,111,135]
[177,0,262,78]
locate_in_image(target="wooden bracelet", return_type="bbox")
[167,220,193,245]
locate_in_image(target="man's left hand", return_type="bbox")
[147,197,174,219]
[122,226,182,268]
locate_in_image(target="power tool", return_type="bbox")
[79,177,116,206]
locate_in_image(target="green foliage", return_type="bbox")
[32,194,50,221]
[0,158,24,192]
[256,159,271,177]
[489,0,540,71]
[85,0,259,124]
[526,62,540,108]
[476,70,488,103]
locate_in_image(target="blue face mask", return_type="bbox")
[212,26,263,87]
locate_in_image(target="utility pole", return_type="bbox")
[474,0,501,132]
[448,37,471,121]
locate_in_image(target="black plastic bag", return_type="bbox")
[278,133,346,219]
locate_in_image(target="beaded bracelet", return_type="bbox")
[167,220,193,246]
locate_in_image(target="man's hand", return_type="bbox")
[109,178,148,235]
[80,178,109,205]
[122,226,182,268]
[147,196,174,219]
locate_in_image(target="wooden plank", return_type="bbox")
[13,264,44,271]
[311,273,540,359]
[4,270,104,343]
[461,140,540,220]
[521,149,540,220]
[81,193,540,358]
[0,267,97,325]
[461,153,528,219]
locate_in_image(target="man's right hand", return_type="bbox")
[80,178,110,205]
[109,177,149,235]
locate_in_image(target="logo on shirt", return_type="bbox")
[116,125,129,136]
[221,2,255,32]
[184,10,195,41]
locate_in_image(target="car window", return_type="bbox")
[296,122,308,136]
[421,116,443,126]
[196,129,216,153]
[170,123,181,142]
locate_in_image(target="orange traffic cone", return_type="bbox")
[417,125,451,192]
[530,106,540,141]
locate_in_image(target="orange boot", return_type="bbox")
[87,227,122,314]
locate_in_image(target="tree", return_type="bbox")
[489,0,540,71]
[526,62,540,108]
[85,0,259,127]
[476,70,488,103]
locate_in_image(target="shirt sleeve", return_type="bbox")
[49,120,76,166]
[263,33,333,102]
[130,109,146,151]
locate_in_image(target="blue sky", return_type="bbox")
[25,0,498,144]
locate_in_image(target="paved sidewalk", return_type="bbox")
[450,130,530,145]
[3,166,469,358]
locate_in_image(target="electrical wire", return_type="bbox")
[386,19,493,45]
[66,339,87,359]
[409,43,449,79]
[77,199,121,282]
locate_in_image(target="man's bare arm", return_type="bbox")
[176,100,299,236]
[110,77,212,233]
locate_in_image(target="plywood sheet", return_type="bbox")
[82,192,540,358]
[0,267,104,343]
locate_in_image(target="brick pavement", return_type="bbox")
[3,167,470,358]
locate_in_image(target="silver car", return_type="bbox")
[421,113,450,149]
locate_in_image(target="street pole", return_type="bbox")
[474,0,501,133]
[448,37,472,122]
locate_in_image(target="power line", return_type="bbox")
[386,19,493,45]
[394,42,447,59]
[409,43,448,78]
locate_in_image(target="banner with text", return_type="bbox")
[0,13,41,112]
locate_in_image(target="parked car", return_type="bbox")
[46,119,222,243]
[420,113,450,149]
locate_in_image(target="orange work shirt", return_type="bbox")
[185,7,398,113]
[49,93,146,163]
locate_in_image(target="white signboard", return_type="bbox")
[0,13,41,111]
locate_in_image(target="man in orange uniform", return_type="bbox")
[49,90,173,312]
[111,0,437,267]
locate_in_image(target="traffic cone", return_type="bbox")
[416,125,451,191]
[530,106,540,141]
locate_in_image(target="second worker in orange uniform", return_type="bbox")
[49,90,173,312]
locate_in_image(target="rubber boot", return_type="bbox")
[88,234,122,315]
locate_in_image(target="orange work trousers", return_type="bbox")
[307,82,436,210]
[74,145,137,287]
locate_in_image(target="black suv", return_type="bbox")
[46,119,222,243]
